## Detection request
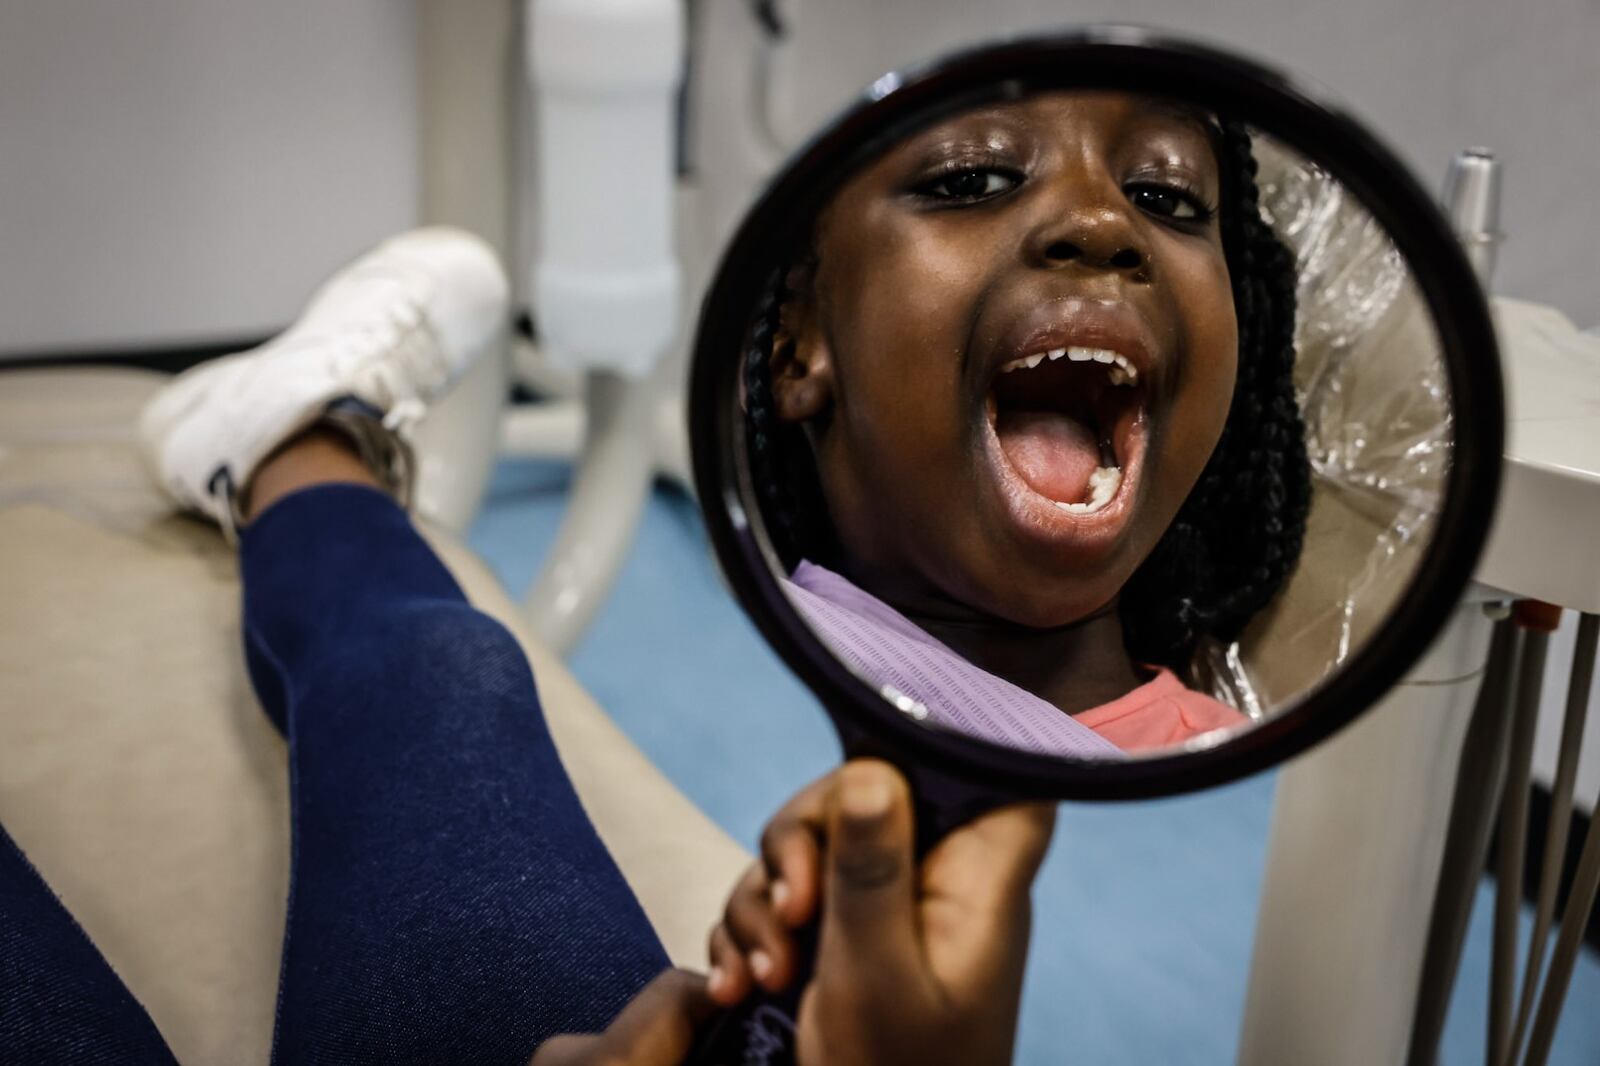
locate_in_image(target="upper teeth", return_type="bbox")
[999,346,1138,385]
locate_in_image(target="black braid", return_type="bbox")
[743,120,1310,670]
[1118,120,1309,666]
[744,270,839,569]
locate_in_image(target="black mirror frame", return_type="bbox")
[688,25,1504,801]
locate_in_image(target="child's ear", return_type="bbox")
[769,300,834,423]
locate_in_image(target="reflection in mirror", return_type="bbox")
[735,91,1451,760]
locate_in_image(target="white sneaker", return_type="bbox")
[139,226,508,533]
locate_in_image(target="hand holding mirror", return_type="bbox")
[685,27,1503,1063]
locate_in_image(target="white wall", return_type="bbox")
[688,0,1600,326]
[0,0,419,357]
[5,2,1593,349]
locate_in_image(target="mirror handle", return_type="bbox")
[684,717,1017,1064]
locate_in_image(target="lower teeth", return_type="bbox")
[1054,466,1121,515]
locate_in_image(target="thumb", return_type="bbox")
[817,760,921,974]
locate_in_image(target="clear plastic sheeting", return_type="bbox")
[1198,135,1454,718]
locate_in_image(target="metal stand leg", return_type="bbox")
[1523,786,1600,1066]
[1407,612,1521,1065]
[1517,612,1599,1066]
[1504,612,1597,1062]
[1410,607,1600,1066]
[1490,604,1559,1063]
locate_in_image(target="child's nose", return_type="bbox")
[1040,236,1146,273]
[1024,193,1150,278]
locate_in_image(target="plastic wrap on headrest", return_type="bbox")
[1197,135,1453,717]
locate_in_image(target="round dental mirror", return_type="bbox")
[688,27,1503,801]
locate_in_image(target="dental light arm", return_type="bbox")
[523,0,685,652]
[529,0,682,379]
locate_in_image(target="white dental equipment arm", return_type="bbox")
[529,0,682,381]
[522,0,685,652]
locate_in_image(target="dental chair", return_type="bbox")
[0,366,750,1066]
[1236,142,1600,1064]
[1207,139,1495,1065]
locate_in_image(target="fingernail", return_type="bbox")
[708,965,728,997]
[749,950,774,982]
[841,764,893,819]
[770,879,791,912]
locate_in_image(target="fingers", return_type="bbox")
[707,923,753,1006]
[552,968,715,1064]
[757,775,830,927]
[727,867,801,989]
[708,862,803,1004]
[704,768,837,1007]
[816,759,921,974]
[610,968,717,1048]
[527,1033,597,1066]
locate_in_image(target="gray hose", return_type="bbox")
[523,371,658,655]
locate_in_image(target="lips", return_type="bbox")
[975,300,1161,552]
[985,300,1160,390]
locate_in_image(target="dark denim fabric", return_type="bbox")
[0,828,179,1065]
[1,484,668,1065]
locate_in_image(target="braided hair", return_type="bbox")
[743,119,1310,671]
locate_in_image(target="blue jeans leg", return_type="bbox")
[241,484,668,1066]
[0,825,178,1064]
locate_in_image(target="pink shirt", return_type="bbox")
[1072,667,1250,752]
[783,561,1248,757]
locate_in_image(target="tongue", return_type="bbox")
[995,409,1101,503]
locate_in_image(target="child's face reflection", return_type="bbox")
[772,91,1239,629]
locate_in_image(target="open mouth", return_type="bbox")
[984,345,1147,520]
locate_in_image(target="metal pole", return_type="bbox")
[1488,603,1559,1063]
[1504,612,1598,1064]
[1519,614,1600,1066]
[1522,810,1600,1066]
[1407,612,1521,1065]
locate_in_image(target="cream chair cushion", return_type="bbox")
[0,367,750,1066]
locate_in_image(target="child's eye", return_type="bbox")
[1126,183,1213,222]
[917,168,1020,202]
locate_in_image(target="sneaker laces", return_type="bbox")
[382,398,428,437]
[341,319,448,419]
[277,262,453,431]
